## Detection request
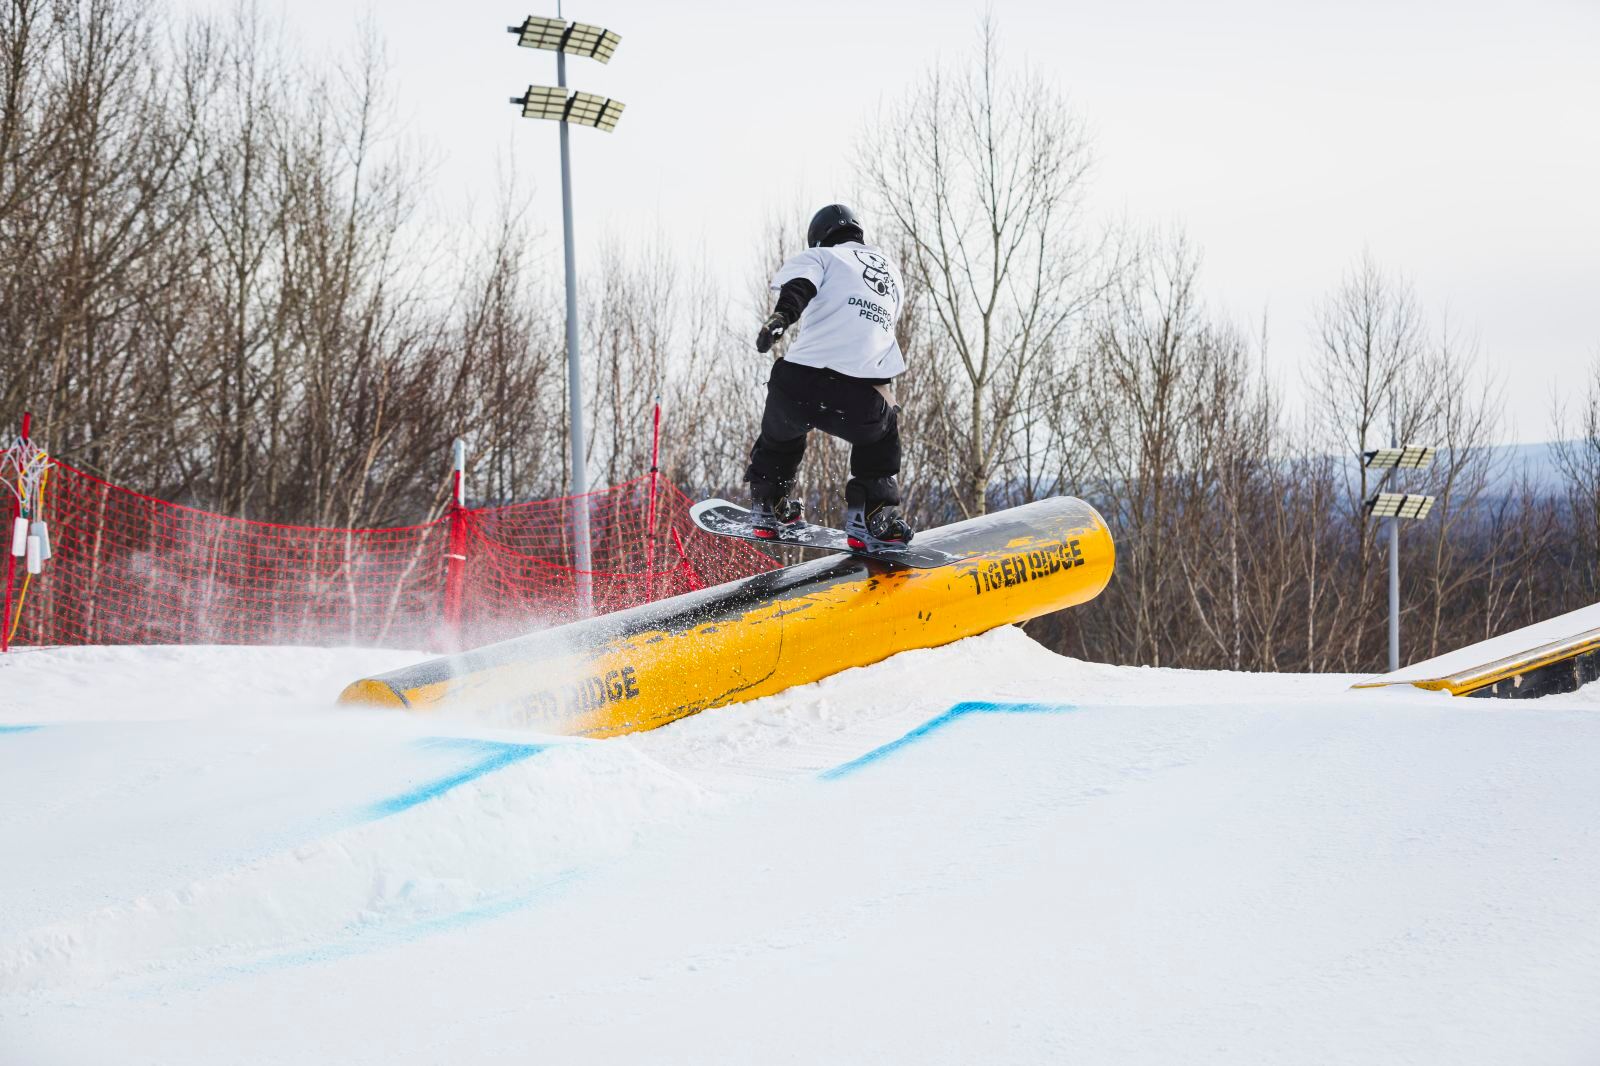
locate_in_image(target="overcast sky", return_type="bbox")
[189,0,1599,444]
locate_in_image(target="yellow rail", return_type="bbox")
[1352,626,1600,697]
[339,496,1115,737]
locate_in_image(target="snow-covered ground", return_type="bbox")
[3,629,1599,1064]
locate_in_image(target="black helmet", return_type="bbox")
[807,203,864,248]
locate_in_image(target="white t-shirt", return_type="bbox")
[770,242,906,380]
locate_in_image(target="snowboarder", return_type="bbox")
[746,204,915,550]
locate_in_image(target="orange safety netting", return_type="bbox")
[2,461,777,651]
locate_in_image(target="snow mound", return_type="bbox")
[0,738,707,998]
[4,628,1600,1065]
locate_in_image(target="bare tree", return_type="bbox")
[1076,235,1212,666]
[1552,354,1600,602]
[863,16,1100,516]
[1407,325,1504,657]
[1308,251,1428,667]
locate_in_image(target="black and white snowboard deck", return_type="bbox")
[690,499,958,569]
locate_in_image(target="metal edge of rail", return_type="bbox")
[1352,625,1600,698]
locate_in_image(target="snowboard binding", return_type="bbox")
[844,502,914,551]
[750,496,804,539]
[844,477,913,551]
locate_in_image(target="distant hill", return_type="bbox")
[1483,441,1568,497]
[1331,441,1571,499]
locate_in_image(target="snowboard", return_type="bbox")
[689,499,958,569]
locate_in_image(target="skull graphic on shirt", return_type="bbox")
[854,249,899,306]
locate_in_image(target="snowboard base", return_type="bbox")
[689,499,957,569]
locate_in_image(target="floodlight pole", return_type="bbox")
[1387,427,1400,673]
[1388,510,1400,672]
[1365,437,1438,674]
[555,45,593,613]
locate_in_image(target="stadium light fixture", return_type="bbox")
[1366,492,1437,521]
[510,86,625,132]
[1363,445,1438,470]
[507,16,620,63]
[506,12,624,617]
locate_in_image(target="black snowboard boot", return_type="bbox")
[845,477,913,550]
[750,496,804,539]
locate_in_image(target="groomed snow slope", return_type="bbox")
[3,630,1599,1064]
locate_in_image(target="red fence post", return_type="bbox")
[670,526,705,591]
[645,397,661,602]
[442,440,468,647]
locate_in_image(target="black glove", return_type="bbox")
[755,312,790,354]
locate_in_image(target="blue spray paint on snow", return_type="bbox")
[142,738,561,993]
[0,724,41,735]
[363,737,548,820]
[821,701,1076,779]
[211,871,584,985]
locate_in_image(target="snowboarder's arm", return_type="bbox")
[773,277,818,325]
[756,278,818,354]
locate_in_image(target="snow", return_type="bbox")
[3,629,1600,1064]
[1357,601,1600,687]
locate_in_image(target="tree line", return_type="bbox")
[2,2,1593,672]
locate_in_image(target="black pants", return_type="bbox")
[746,360,901,509]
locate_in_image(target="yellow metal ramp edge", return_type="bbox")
[1353,603,1600,698]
